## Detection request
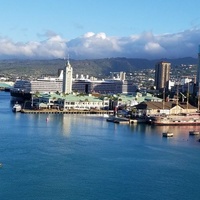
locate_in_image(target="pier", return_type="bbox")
[106,115,146,124]
[21,109,114,115]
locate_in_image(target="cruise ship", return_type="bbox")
[10,74,63,100]
[10,71,137,100]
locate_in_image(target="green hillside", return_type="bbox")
[0,57,197,79]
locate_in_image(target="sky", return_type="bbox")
[0,0,200,60]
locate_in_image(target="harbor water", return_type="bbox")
[1,91,200,200]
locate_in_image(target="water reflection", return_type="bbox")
[39,114,72,137]
[149,125,200,145]
[60,114,72,137]
[153,125,200,137]
[129,123,153,133]
[127,123,200,145]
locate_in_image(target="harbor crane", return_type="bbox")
[180,92,187,103]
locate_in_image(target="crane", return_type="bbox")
[180,92,187,103]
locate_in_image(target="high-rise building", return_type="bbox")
[197,45,200,87]
[62,59,73,94]
[155,61,171,91]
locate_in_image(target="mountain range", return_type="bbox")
[0,57,198,79]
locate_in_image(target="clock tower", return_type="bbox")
[62,58,73,94]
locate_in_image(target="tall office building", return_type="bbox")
[155,61,171,91]
[197,45,200,88]
[62,59,73,94]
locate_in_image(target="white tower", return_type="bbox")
[62,58,73,94]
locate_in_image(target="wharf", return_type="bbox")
[116,119,147,124]
[106,115,146,124]
[21,109,114,115]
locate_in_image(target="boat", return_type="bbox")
[12,103,22,112]
[163,132,173,137]
[189,130,200,135]
[103,114,109,118]
[106,115,130,124]
[149,113,200,125]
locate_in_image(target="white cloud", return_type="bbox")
[0,29,200,59]
[0,35,67,59]
[68,30,200,59]
[144,42,164,52]
[83,32,95,38]
[68,32,121,59]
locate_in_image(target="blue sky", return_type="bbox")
[0,0,200,59]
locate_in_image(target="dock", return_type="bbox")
[21,109,114,115]
[106,116,146,124]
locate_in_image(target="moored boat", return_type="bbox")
[163,132,173,137]
[189,130,200,135]
[150,113,200,125]
[106,115,129,123]
[12,103,22,112]
[103,114,109,118]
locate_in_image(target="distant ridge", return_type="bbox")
[0,57,197,78]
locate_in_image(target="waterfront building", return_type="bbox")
[34,93,109,111]
[135,101,197,116]
[32,92,161,111]
[110,92,162,110]
[155,61,171,91]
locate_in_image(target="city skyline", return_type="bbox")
[0,0,200,60]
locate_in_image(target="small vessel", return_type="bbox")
[103,114,109,118]
[163,132,173,137]
[106,115,129,124]
[189,130,200,135]
[12,103,22,112]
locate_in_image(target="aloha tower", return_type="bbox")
[62,58,73,94]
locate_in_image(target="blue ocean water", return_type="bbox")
[0,91,200,200]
